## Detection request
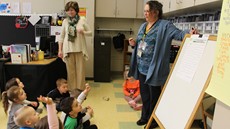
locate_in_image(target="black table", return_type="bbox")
[0,58,10,93]
[4,58,67,101]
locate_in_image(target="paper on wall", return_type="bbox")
[51,26,62,42]
[11,2,20,14]
[28,14,41,26]
[22,2,31,14]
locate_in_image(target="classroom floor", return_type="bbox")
[0,74,203,129]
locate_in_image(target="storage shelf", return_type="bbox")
[174,21,219,35]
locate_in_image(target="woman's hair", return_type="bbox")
[2,86,21,114]
[146,0,163,19]
[65,1,79,13]
[56,78,67,87]
[5,77,18,90]
[35,116,63,129]
[60,97,75,115]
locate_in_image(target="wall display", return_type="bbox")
[206,0,230,107]
[0,16,35,46]
[15,16,28,28]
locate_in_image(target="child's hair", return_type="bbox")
[70,89,82,98]
[14,106,32,127]
[60,97,75,115]
[2,86,21,114]
[35,116,63,129]
[5,77,18,90]
[56,78,67,87]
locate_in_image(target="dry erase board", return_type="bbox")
[153,35,216,129]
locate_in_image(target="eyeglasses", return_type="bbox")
[144,10,151,13]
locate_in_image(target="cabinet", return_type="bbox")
[123,39,133,71]
[170,0,194,11]
[136,0,145,18]
[163,0,170,13]
[195,0,220,6]
[94,36,111,82]
[96,0,137,18]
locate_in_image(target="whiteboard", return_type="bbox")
[153,36,216,129]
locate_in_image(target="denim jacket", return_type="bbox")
[129,19,189,86]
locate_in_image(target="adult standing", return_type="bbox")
[58,1,92,92]
[128,1,197,128]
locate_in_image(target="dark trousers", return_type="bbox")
[138,73,161,122]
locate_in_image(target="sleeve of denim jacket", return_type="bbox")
[166,21,190,41]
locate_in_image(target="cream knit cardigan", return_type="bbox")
[59,17,92,62]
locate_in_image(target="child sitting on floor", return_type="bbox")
[123,70,142,110]
[47,78,70,111]
[2,86,27,129]
[60,97,97,129]
[5,77,40,111]
[14,96,62,129]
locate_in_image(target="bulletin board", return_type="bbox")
[0,16,35,46]
[146,34,217,129]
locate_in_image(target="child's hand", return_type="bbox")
[129,93,134,97]
[30,101,38,107]
[84,83,91,95]
[86,106,94,117]
[132,96,136,99]
[37,95,53,105]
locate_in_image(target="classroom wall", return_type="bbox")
[2,0,64,14]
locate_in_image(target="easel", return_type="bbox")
[145,35,217,129]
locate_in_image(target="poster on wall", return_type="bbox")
[0,2,11,13]
[79,7,86,18]
[206,0,230,106]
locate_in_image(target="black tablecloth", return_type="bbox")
[4,58,67,101]
[0,58,10,93]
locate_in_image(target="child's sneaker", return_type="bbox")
[128,100,136,108]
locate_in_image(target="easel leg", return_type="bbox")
[145,116,154,129]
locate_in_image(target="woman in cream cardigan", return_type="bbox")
[58,1,92,92]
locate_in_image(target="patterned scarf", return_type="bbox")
[68,15,79,42]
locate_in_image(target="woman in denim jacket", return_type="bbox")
[128,1,197,128]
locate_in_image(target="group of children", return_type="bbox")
[2,77,97,129]
[2,69,142,129]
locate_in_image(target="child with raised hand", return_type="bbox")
[36,96,62,129]
[60,83,92,123]
[14,96,62,129]
[5,77,39,109]
[60,97,97,129]
[14,106,40,129]
[47,78,70,111]
[2,86,27,129]
[123,70,142,110]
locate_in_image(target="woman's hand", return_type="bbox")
[190,27,199,34]
[77,28,84,34]
[129,38,136,46]
[58,51,63,58]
